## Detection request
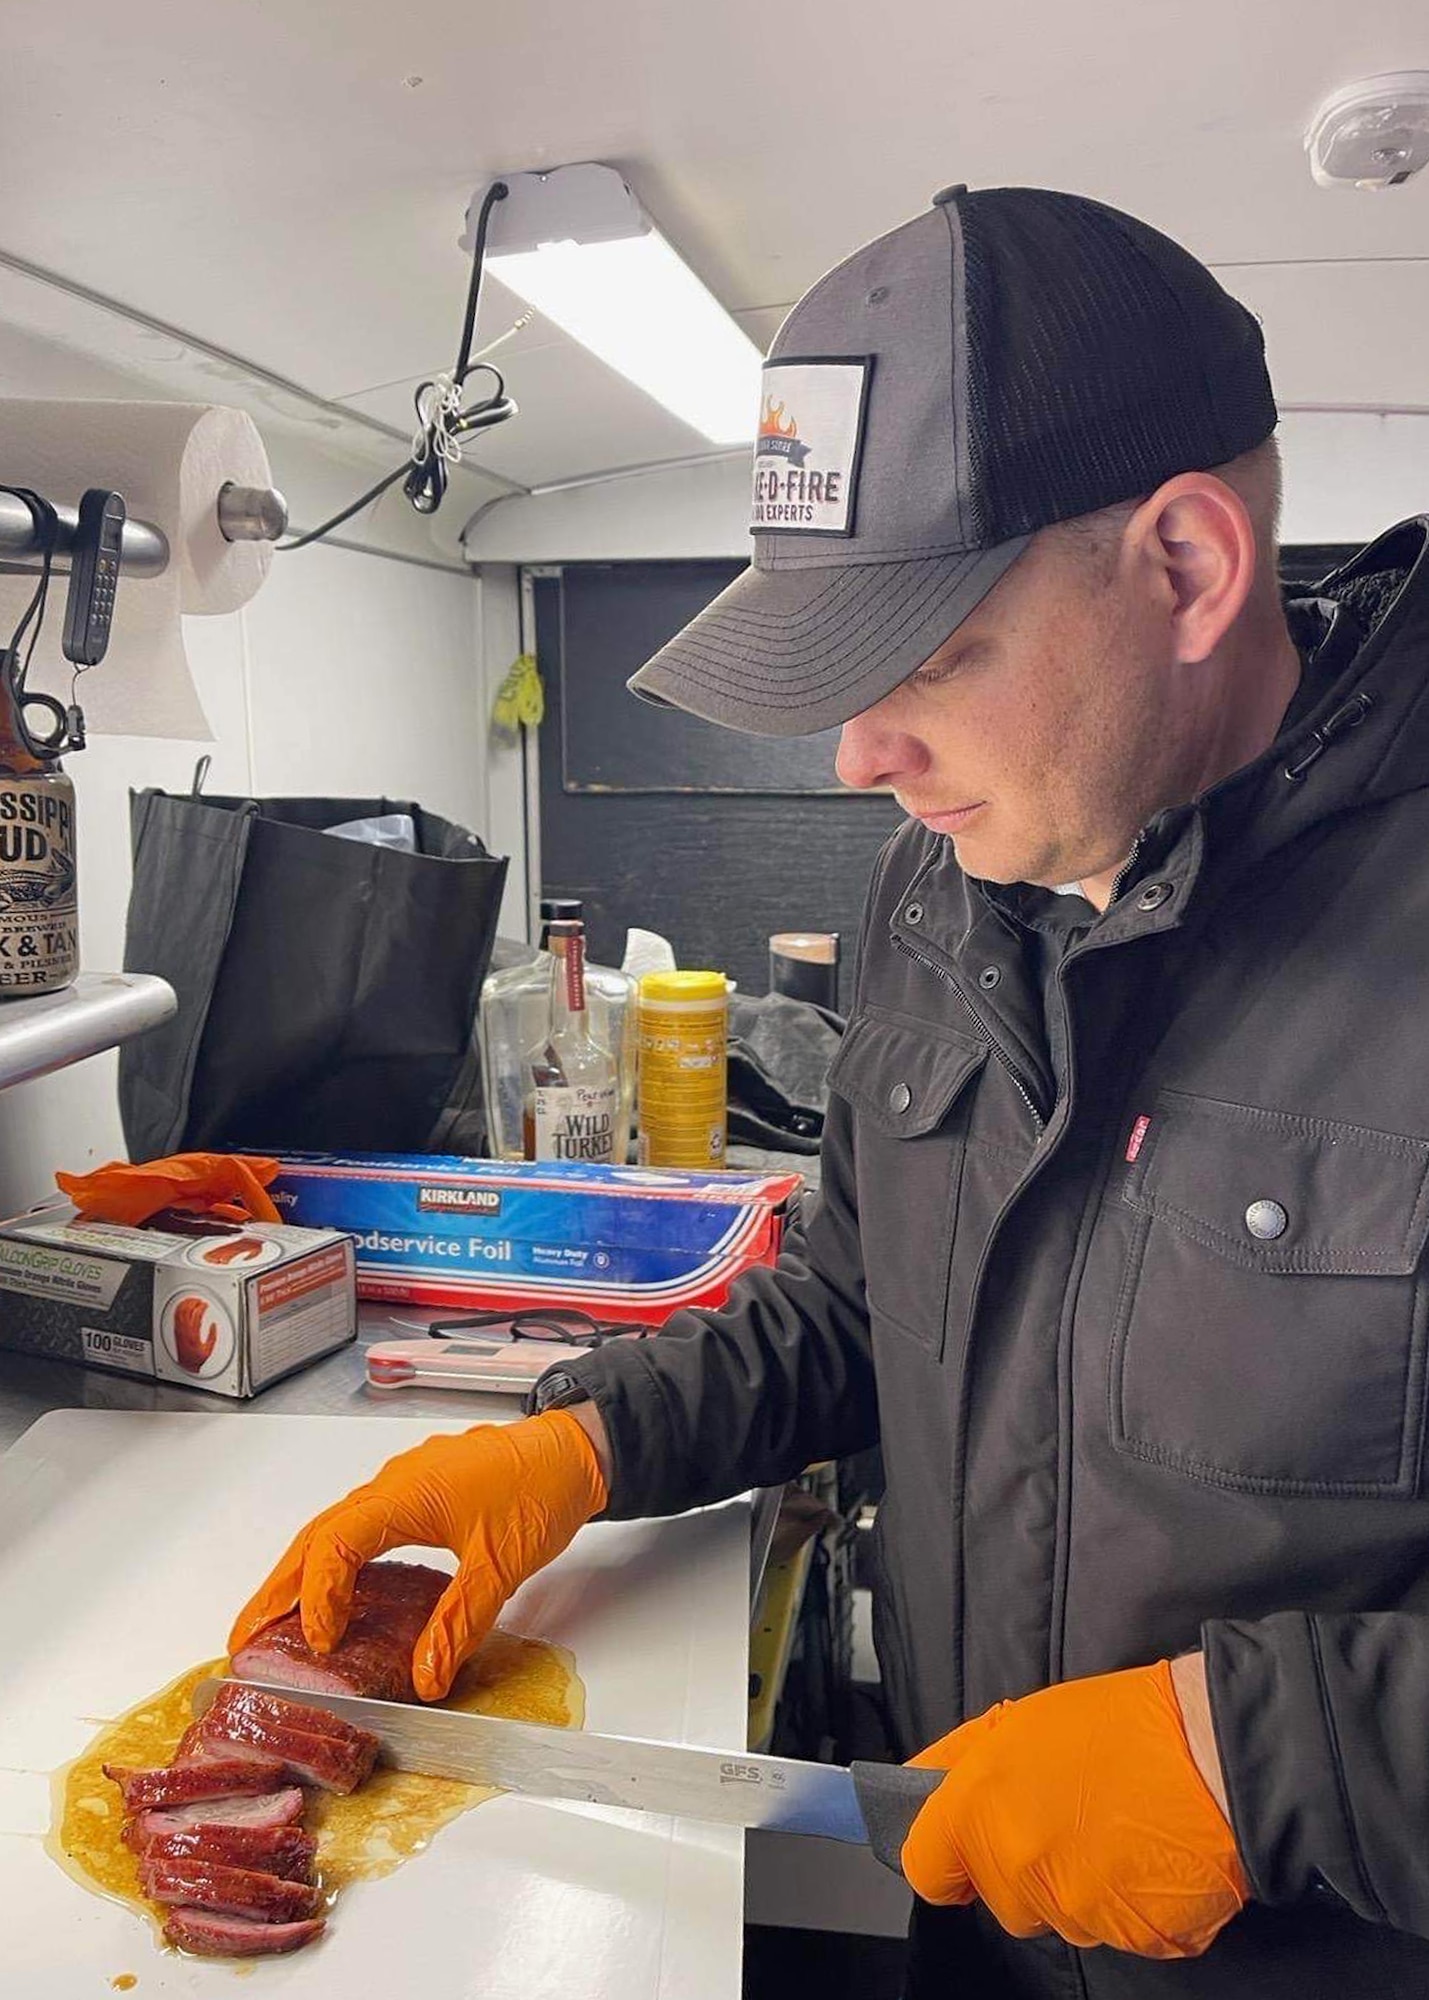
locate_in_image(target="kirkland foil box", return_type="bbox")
[0,1206,356,1398]
[269,1153,803,1322]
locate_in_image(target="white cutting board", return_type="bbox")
[0,1411,750,1999]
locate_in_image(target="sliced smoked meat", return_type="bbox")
[188,1683,379,1793]
[162,1907,326,1957]
[202,1681,378,1754]
[230,1560,450,1702]
[140,1855,324,1924]
[172,1720,284,1769]
[103,1756,286,1813]
[125,1787,307,1843]
[127,1823,318,1882]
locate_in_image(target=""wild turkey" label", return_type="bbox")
[533,1082,620,1164]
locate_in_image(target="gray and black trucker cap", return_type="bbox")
[628,184,1278,737]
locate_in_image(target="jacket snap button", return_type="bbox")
[1136,881,1174,912]
[904,902,924,924]
[1245,1199,1289,1241]
[889,1082,913,1114]
[978,966,1002,990]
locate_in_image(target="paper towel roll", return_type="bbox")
[0,400,275,740]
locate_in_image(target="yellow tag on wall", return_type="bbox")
[492,653,545,737]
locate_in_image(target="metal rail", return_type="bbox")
[0,479,287,577]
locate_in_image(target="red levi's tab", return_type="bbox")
[1125,1115,1152,1164]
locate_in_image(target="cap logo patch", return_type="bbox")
[751,357,871,539]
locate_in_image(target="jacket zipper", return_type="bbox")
[890,930,1046,1133]
[1106,832,1144,907]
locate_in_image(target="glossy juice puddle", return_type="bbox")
[49,1630,585,1959]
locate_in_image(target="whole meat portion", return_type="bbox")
[140,1855,325,1924]
[127,1823,318,1882]
[183,1683,379,1793]
[123,1787,307,1844]
[162,1908,326,1958]
[102,1756,286,1813]
[229,1560,451,1702]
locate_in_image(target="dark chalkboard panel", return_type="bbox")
[1279,544,1358,585]
[535,566,905,1003]
[560,562,846,794]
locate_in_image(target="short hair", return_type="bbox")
[1052,436,1283,588]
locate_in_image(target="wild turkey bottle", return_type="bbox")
[521,919,619,1164]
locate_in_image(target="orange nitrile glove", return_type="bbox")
[901,1661,1249,1959]
[56,1152,281,1227]
[227,1411,609,1701]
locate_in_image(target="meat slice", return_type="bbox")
[230,1560,449,1702]
[140,1855,324,1924]
[127,1823,318,1882]
[125,1787,307,1843]
[103,1756,286,1813]
[202,1681,378,1756]
[173,1720,285,1770]
[187,1684,379,1793]
[162,1907,325,1958]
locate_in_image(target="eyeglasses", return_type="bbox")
[421,1307,658,1348]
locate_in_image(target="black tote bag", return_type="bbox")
[119,790,507,1160]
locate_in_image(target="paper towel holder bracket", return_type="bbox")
[217,481,289,545]
[0,480,288,578]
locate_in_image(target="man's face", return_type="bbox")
[834,524,1186,890]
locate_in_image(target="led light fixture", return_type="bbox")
[463,164,762,445]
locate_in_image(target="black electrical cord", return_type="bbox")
[277,462,413,554]
[0,487,74,760]
[403,178,514,516]
[454,181,509,384]
[280,179,515,551]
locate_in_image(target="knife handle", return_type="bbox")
[850,1761,945,1875]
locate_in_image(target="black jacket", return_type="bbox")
[549,520,1429,1993]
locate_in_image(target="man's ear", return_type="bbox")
[1132,474,1258,665]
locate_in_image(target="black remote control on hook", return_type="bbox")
[61,487,126,667]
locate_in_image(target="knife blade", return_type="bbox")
[194,1677,940,1874]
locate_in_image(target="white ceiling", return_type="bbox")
[1,0,1425,540]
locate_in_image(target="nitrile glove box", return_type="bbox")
[0,1205,356,1397]
[269,1152,803,1322]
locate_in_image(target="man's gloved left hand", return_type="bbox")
[901,1660,1249,1959]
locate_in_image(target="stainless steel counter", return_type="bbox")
[0,1304,781,1600]
[0,1305,519,1453]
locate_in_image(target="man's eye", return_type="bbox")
[909,642,992,691]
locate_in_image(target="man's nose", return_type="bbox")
[835,709,929,791]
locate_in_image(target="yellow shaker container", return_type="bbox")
[637,971,729,1168]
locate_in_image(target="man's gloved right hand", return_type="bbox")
[227,1410,609,1701]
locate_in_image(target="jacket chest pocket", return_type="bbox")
[827,1007,987,1360]
[1109,1089,1429,1496]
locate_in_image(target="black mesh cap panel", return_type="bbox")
[961,189,1278,544]
[628,183,1282,736]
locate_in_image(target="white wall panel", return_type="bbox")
[240,540,485,827]
[464,455,750,564]
[476,565,534,942]
[0,332,491,1213]
[1278,410,1429,546]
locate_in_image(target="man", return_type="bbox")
[232,187,1429,1995]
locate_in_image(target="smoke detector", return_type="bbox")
[1305,72,1429,189]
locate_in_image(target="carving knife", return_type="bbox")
[195,1677,941,1875]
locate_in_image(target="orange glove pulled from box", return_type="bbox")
[228,1411,609,1701]
[901,1660,1248,1959]
[56,1152,281,1227]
